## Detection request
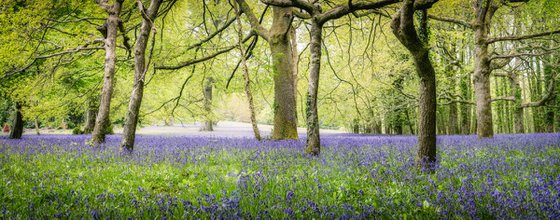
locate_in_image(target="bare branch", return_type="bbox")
[187,17,237,50]
[260,0,315,14]
[2,40,104,79]
[490,51,554,61]
[317,0,399,23]
[521,76,557,108]
[155,33,256,70]
[487,29,560,44]
[491,96,516,102]
[428,14,472,29]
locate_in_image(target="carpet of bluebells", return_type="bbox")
[1,133,559,219]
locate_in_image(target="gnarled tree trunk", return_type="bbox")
[391,1,438,170]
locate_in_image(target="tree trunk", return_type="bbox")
[556,77,560,132]
[91,0,124,144]
[305,20,322,156]
[391,2,437,170]
[9,102,23,139]
[416,52,437,168]
[290,25,299,121]
[235,2,261,141]
[270,6,298,140]
[34,116,40,135]
[509,72,525,133]
[494,77,503,133]
[405,108,415,135]
[445,63,458,134]
[200,77,214,131]
[447,102,458,135]
[437,107,446,135]
[472,0,498,138]
[543,55,555,132]
[473,29,493,137]
[83,96,98,134]
[531,57,543,132]
[460,73,472,134]
[121,0,162,151]
[235,2,297,140]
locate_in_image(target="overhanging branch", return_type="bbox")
[155,32,256,70]
[487,29,560,44]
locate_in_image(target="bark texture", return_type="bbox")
[460,72,472,134]
[446,66,458,134]
[9,102,23,139]
[92,0,124,144]
[270,6,298,140]
[391,1,437,169]
[235,1,298,140]
[200,77,214,131]
[509,72,525,133]
[472,0,496,138]
[121,0,162,151]
[305,19,322,156]
[290,26,299,121]
[83,97,98,134]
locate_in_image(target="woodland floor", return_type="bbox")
[0,129,559,219]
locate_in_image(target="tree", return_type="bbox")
[91,0,126,144]
[391,0,438,169]
[261,0,402,155]
[121,0,164,151]
[83,95,99,134]
[235,0,298,140]
[9,102,23,139]
[234,2,262,140]
[200,76,215,131]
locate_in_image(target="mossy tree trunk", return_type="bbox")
[9,102,23,139]
[269,6,298,140]
[391,2,438,170]
[83,96,98,134]
[235,1,298,140]
[472,1,496,138]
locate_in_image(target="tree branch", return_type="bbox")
[155,33,256,70]
[235,0,270,41]
[489,51,554,61]
[521,75,557,108]
[260,0,316,14]
[487,29,560,44]
[491,96,516,102]
[317,0,399,23]
[187,17,237,50]
[2,40,104,79]
[427,14,472,29]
